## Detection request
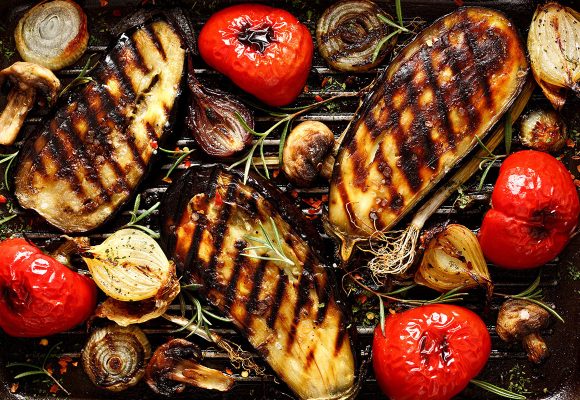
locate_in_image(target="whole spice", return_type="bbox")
[316,0,396,72]
[519,108,567,152]
[415,224,493,296]
[527,2,580,109]
[82,325,151,392]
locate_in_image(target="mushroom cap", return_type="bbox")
[496,299,550,342]
[0,61,60,101]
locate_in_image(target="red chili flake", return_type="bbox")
[290,190,299,199]
[272,169,280,178]
[0,195,7,204]
[388,308,397,315]
[46,366,53,376]
[162,177,173,184]
[72,361,78,367]
[574,179,580,188]
[112,8,122,17]
[321,194,329,202]
[566,138,576,148]
[303,85,310,93]
[58,356,72,374]
[215,191,223,206]
[307,208,318,214]
[225,368,233,375]
[321,77,331,88]
[49,384,59,394]
[150,139,158,150]
[99,0,109,6]
[10,383,18,393]
[305,214,318,220]
[454,0,464,5]
[358,294,368,304]
[314,95,324,102]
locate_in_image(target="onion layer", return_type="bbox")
[316,0,395,72]
[14,0,89,70]
[82,325,151,392]
[83,229,174,302]
[528,2,580,110]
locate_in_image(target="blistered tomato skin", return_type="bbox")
[479,150,579,269]
[0,238,97,337]
[198,4,313,107]
[373,305,491,400]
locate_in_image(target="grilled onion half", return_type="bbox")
[15,0,88,70]
[82,325,151,392]
[316,0,395,72]
[528,2,580,109]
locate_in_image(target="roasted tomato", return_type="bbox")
[198,4,313,107]
[479,150,579,269]
[373,305,491,400]
[0,238,97,337]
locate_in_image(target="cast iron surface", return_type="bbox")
[0,0,578,399]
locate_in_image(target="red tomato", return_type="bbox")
[479,150,579,269]
[198,4,313,107]
[0,238,97,337]
[373,305,491,400]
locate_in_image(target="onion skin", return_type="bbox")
[14,0,88,70]
[82,325,151,392]
[317,0,395,72]
[415,224,492,295]
[528,2,580,110]
[186,71,253,158]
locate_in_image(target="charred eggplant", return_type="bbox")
[328,7,528,260]
[161,165,355,400]
[14,17,186,232]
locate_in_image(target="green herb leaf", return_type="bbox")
[122,194,160,239]
[242,217,295,266]
[395,0,404,26]
[378,296,386,337]
[0,151,19,190]
[59,55,98,98]
[470,379,527,399]
[504,109,513,155]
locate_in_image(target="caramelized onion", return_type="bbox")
[528,2,579,109]
[316,0,395,72]
[186,71,253,158]
[82,325,151,392]
[15,0,89,70]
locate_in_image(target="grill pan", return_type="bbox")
[0,0,578,399]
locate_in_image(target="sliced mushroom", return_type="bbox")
[0,62,60,145]
[145,338,234,396]
[282,121,336,187]
[496,299,550,363]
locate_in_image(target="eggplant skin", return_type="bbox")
[14,20,185,232]
[161,166,356,400]
[328,7,528,260]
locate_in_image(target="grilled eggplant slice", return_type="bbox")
[161,166,355,400]
[14,20,186,232]
[328,8,528,260]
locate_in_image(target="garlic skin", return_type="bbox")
[528,2,580,110]
[415,224,492,295]
[83,229,174,301]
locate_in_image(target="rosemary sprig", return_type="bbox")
[242,217,295,266]
[7,342,70,395]
[475,135,506,191]
[0,151,18,190]
[158,146,195,180]
[230,93,356,184]
[122,194,160,238]
[470,379,527,399]
[0,201,17,226]
[504,109,513,155]
[59,55,99,98]
[495,275,564,323]
[372,0,410,62]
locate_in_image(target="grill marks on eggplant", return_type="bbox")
[161,167,355,400]
[15,21,185,232]
[328,8,528,258]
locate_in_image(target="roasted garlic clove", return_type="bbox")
[0,62,60,145]
[496,299,550,364]
[82,325,151,391]
[282,121,335,187]
[146,339,234,396]
[519,108,567,152]
[415,224,492,296]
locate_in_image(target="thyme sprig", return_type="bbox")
[157,146,195,180]
[122,194,160,238]
[59,55,99,99]
[242,217,295,266]
[0,201,17,226]
[496,275,564,323]
[470,379,527,399]
[7,342,70,395]
[475,111,513,190]
[230,93,356,184]
[0,151,18,190]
